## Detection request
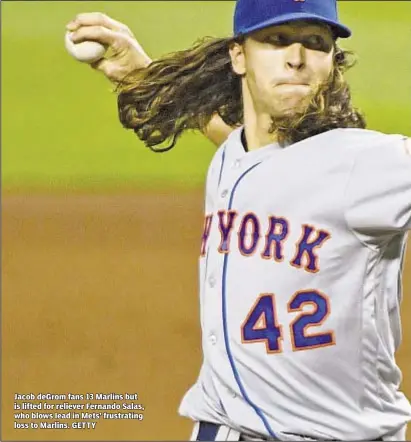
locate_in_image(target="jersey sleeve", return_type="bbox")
[344,135,411,244]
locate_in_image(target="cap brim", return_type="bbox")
[235,12,351,39]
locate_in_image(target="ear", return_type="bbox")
[229,41,246,76]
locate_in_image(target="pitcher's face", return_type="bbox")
[230,20,335,117]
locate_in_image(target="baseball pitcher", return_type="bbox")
[66,0,411,440]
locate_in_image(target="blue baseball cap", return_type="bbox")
[234,0,351,39]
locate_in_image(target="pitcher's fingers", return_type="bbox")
[67,12,133,36]
[69,26,120,46]
[89,57,113,74]
[90,58,110,75]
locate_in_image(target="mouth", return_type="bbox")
[277,82,310,87]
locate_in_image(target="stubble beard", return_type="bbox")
[267,76,337,146]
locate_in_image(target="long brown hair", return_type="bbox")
[117,36,365,152]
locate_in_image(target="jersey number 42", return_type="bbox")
[241,291,335,353]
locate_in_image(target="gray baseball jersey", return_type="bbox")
[178,127,411,441]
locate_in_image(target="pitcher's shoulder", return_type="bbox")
[205,127,241,182]
[209,126,243,163]
[327,128,408,150]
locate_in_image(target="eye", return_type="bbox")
[265,33,291,47]
[306,35,323,47]
[304,35,331,52]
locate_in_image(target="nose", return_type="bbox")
[285,43,306,71]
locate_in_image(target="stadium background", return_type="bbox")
[2,1,411,440]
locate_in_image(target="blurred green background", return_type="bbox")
[2,1,411,191]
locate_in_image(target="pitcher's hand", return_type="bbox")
[66,12,152,83]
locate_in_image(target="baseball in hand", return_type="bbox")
[65,31,106,63]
